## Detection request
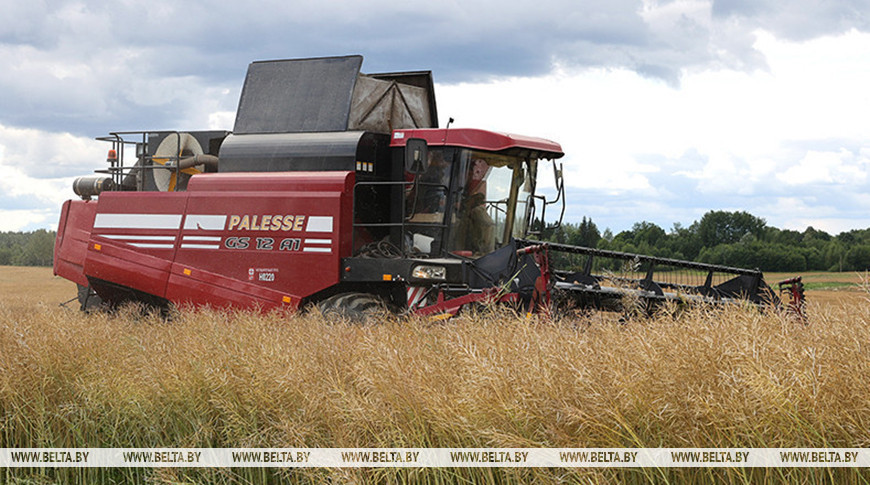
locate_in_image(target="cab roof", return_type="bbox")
[391,128,564,160]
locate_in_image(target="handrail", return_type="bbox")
[351,179,450,256]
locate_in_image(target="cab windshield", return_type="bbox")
[449,149,536,257]
[404,147,536,258]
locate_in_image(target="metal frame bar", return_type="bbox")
[352,179,451,256]
[94,131,185,191]
[518,239,763,276]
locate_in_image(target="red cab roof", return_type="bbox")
[391,128,563,159]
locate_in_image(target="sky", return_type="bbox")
[1,0,869,236]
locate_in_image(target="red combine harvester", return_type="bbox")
[53,55,804,319]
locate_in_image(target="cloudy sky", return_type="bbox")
[1,0,869,235]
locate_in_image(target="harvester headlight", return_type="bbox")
[411,265,446,281]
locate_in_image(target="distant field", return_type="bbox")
[766,271,865,288]
[766,271,866,307]
[0,266,77,309]
[2,266,869,484]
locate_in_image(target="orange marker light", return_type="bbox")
[382,274,393,281]
[183,268,192,276]
[94,243,102,251]
[282,296,292,304]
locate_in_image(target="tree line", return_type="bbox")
[541,211,870,273]
[0,230,55,267]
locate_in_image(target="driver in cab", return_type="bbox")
[453,158,495,256]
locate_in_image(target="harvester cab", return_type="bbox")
[53,55,803,319]
[372,129,564,259]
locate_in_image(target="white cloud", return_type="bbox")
[761,196,857,234]
[0,124,105,230]
[0,164,72,203]
[0,124,105,178]
[0,163,78,231]
[0,209,60,232]
[778,149,869,186]
[208,111,236,131]
[437,27,870,233]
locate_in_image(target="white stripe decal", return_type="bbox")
[304,239,332,245]
[183,215,227,231]
[100,235,176,241]
[302,247,332,253]
[305,216,333,233]
[129,243,175,249]
[94,213,182,230]
[407,286,427,308]
[181,244,221,249]
[182,236,223,242]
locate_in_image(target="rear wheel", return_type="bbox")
[316,292,394,322]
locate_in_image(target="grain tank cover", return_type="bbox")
[232,55,437,135]
[234,56,364,134]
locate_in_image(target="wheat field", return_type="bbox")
[1,267,869,483]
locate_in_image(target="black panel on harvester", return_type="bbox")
[233,55,364,134]
[218,131,389,173]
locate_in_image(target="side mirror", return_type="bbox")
[405,138,428,174]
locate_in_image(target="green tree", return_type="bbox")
[17,230,55,266]
[0,230,56,267]
[802,226,832,245]
[766,227,801,245]
[846,245,870,271]
[567,217,601,248]
[668,222,702,260]
[823,240,846,272]
[697,211,766,247]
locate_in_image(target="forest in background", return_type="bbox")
[543,210,869,272]
[0,229,55,267]
[4,209,870,272]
